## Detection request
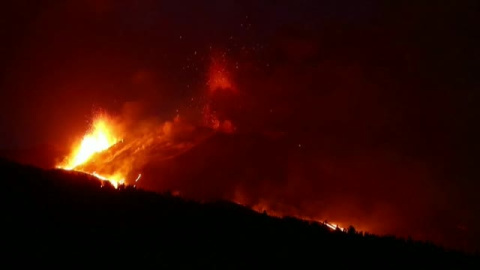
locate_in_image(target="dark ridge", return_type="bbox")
[0,158,477,268]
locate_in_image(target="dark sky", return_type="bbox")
[0,0,479,251]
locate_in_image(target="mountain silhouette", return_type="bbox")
[0,158,477,268]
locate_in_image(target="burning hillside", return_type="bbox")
[51,46,464,248]
[57,113,213,188]
[56,53,236,188]
[56,109,346,230]
[3,1,474,253]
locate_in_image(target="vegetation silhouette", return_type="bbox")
[0,158,477,268]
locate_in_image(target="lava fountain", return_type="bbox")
[56,112,346,231]
[57,114,125,188]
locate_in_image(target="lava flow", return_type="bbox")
[56,111,348,233]
[57,115,126,188]
[248,202,345,232]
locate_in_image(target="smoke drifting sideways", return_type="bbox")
[0,1,479,252]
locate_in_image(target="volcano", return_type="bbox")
[54,111,348,229]
[1,0,479,260]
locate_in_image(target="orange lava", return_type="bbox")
[57,114,125,188]
[208,53,236,94]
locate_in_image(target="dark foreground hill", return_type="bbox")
[0,159,477,268]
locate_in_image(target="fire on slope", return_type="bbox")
[57,52,237,189]
[250,202,345,231]
[55,110,347,233]
[57,115,127,188]
[57,111,215,189]
[55,51,348,232]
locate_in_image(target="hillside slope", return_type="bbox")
[0,158,477,268]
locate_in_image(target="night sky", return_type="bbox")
[0,1,479,252]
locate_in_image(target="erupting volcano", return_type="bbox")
[56,108,346,232]
[2,0,479,255]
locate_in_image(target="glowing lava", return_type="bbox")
[58,115,124,188]
[208,53,236,94]
[246,201,346,232]
[92,172,124,189]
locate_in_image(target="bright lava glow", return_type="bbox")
[324,222,344,231]
[61,116,119,170]
[58,115,126,188]
[92,172,124,189]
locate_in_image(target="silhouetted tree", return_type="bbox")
[348,225,356,235]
